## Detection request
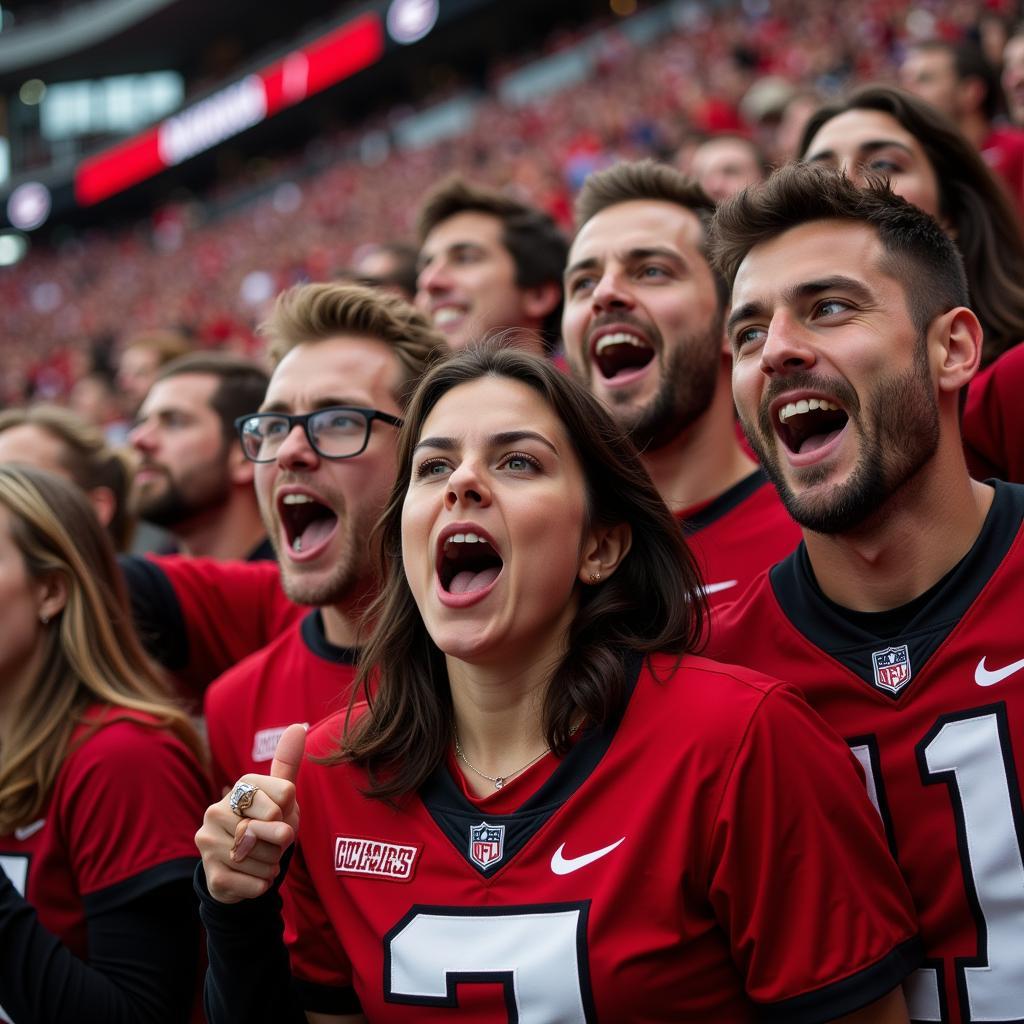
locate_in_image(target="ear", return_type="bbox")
[931,306,983,397]
[958,75,987,117]
[521,281,562,323]
[578,521,632,586]
[86,486,117,529]
[36,571,68,624]
[228,441,255,487]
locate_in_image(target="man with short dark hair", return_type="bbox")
[708,163,1024,1024]
[687,134,769,202]
[562,159,800,603]
[901,38,1024,211]
[129,352,271,561]
[415,177,566,354]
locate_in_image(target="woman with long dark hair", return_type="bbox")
[0,465,209,1022]
[196,348,920,1022]
[799,84,1024,369]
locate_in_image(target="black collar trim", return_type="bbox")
[300,609,360,665]
[680,469,768,534]
[769,481,1024,698]
[420,650,644,877]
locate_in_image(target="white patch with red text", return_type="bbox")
[334,836,420,881]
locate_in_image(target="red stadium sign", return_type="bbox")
[74,12,384,206]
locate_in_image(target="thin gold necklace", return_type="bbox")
[453,727,551,790]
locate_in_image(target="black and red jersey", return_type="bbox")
[709,481,1024,1023]
[284,653,920,1021]
[676,469,801,607]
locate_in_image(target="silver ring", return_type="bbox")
[229,781,258,817]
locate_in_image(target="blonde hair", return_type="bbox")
[259,282,448,404]
[0,466,202,832]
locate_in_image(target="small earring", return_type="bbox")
[589,571,602,584]
[40,614,50,624]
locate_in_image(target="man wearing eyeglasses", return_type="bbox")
[121,285,446,762]
[187,282,446,793]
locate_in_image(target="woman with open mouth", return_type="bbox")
[197,347,921,1023]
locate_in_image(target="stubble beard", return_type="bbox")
[599,325,721,453]
[745,345,940,535]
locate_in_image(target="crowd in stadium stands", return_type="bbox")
[6,0,1024,1018]
[2,0,1022,409]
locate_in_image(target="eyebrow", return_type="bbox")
[258,398,366,414]
[564,246,687,283]
[726,275,874,334]
[805,139,915,163]
[413,429,559,456]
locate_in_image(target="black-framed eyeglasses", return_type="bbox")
[234,406,403,463]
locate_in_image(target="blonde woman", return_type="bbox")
[0,465,210,1023]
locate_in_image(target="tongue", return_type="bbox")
[296,515,336,552]
[449,567,501,595]
[798,428,844,454]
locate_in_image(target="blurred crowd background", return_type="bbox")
[0,0,1022,420]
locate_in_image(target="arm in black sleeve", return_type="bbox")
[118,554,189,671]
[0,864,200,1024]
[194,855,306,1024]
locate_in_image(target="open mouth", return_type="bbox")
[438,531,504,595]
[592,332,655,380]
[432,306,467,329]
[775,397,849,455]
[279,493,338,555]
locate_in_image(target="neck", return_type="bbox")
[320,574,379,648]
[641,373,758,512]
[804,441,993,611]
[0,644,47,748]
[958,110,989,150]
[445,625,570,795]
[174,494,267,561]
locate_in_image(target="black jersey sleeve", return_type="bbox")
[0,865,199,1023]
[119,554,189,671]
[195,856,307,1024]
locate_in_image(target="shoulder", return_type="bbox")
[304,704,369,761]
[206,623,300,707]
[64,712,204,790]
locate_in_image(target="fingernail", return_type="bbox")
[230,830,257,862]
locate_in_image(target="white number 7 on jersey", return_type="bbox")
[384,902,595,1022]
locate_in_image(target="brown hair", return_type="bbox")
[798,85,1024,366]
[259,282,448,405]
[416,177,568,351]
[574,159,730,312]
[121,328,192,365]
[711,162,969,338]
[154,351,269,443]
[336,345,707,801]
[0,466,202,832]
[0,405,135,552]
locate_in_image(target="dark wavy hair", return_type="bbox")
[798,85,1024,366]
[335,346,707,800]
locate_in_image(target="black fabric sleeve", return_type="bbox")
[195,855,306,1024]
[119,554,189,671]
[0,864,200,1024]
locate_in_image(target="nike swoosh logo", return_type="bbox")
[703,580,738,596]
[975,656,1024,687]
[551,837,625,875]
[14,819,45,841]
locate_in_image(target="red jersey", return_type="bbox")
[963,343,1024,484]
[0,712,210,1022]
[981,126,1024,216]
[144,555,303,706]
[205,610,359,793]
[677,469,801,606]
[285,653,920,1021]
[707,481,1024,1024]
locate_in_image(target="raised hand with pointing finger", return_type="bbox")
[195,723,307,905]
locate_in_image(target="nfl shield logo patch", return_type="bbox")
[469,822,505,868]
[871,645,912,694]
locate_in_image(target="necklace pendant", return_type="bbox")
[494,777,505,789]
